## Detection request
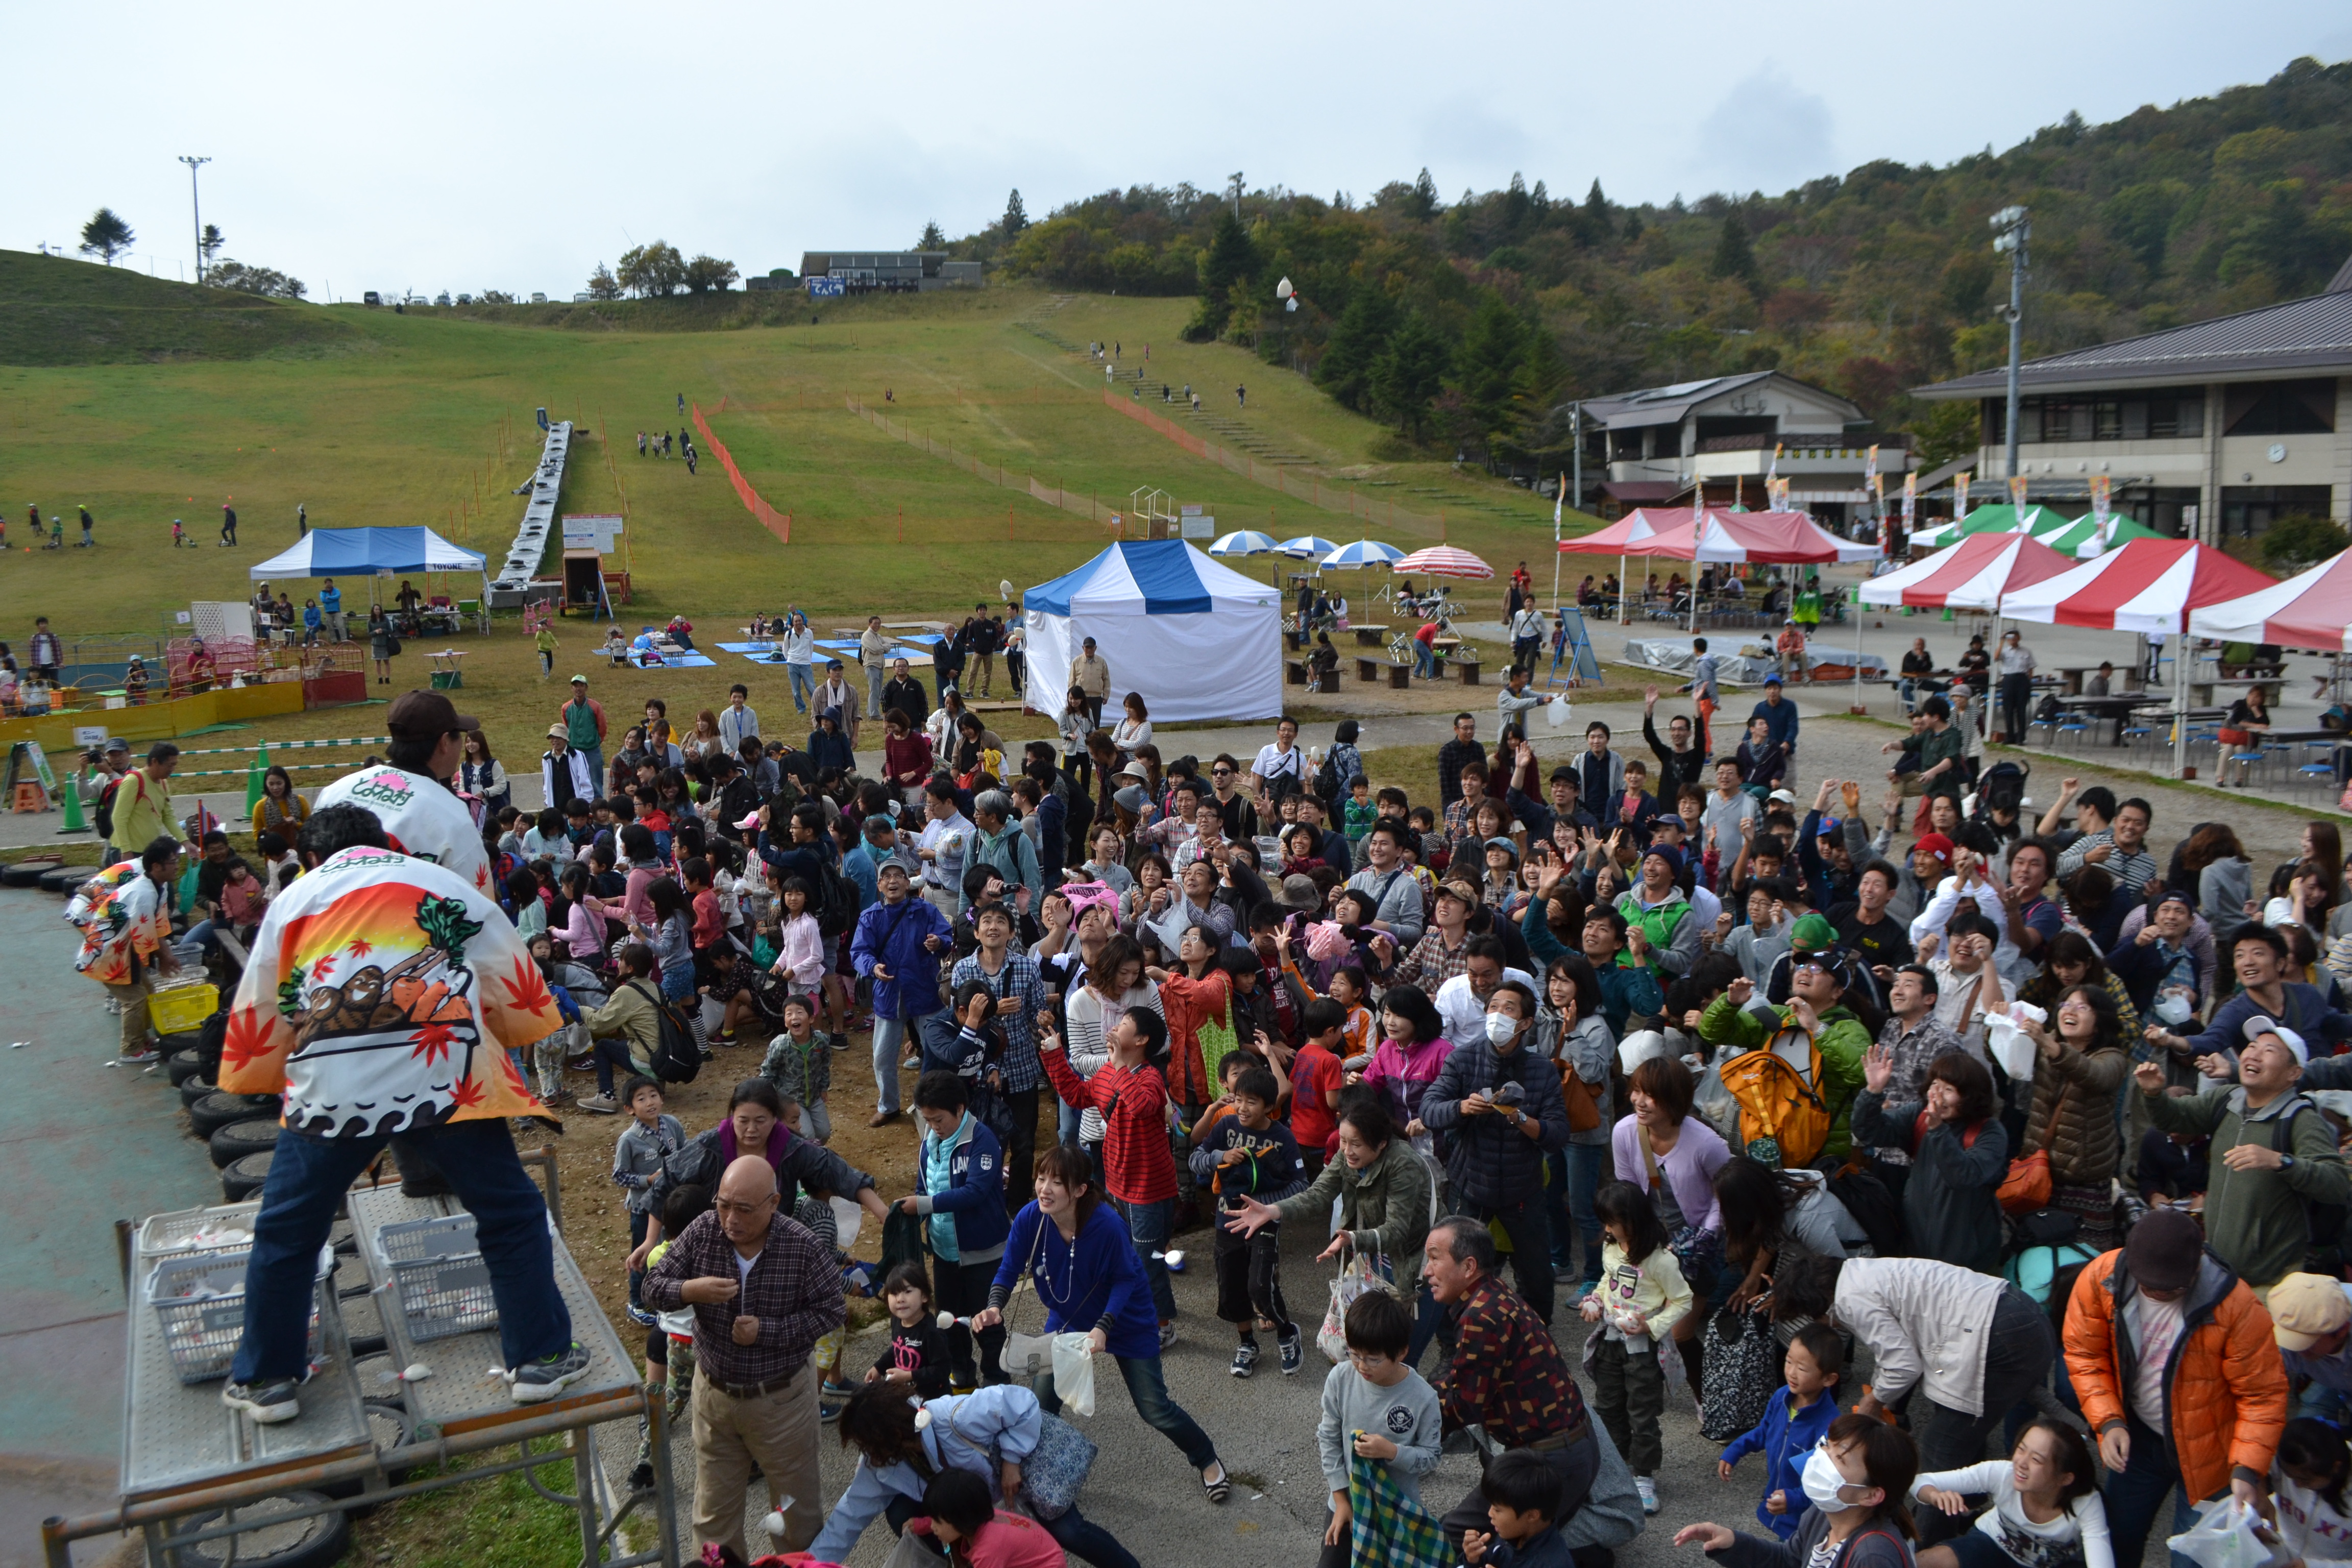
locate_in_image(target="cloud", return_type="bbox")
[1691,65,1836,195]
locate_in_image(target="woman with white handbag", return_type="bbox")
[808,1378,1140,1568]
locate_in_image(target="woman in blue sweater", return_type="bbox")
[974,1143,1232,1504]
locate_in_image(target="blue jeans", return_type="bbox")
[1550,1143,1606,1280]
[1407,1278,1449,1370]
[872,1017,909,1115]
[591,1035,637,1095]
[1108,1195,1175,1322]
[788,663,815,713]
[1038,1352,1217,1473]
[580,747,603,795]
[231,1119,571,1383]
[2103,1414,2203,1568]
[1414,640,1436,677]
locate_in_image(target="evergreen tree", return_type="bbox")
[79,207,134,265]
[1710,214,1760,293]
[1187,210,1257,338]
[585,262,622,300]
[1581,179,1613,244]
[1002,190,1028,239]
[918,220,946,250]
[1453,296,1531,458]
[1316,288,1400,411]
[1373,314,1450,439]
[1409,168,1439,221]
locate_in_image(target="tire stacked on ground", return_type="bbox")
[156,1489,352,1567]
[39,865,89,894]
[188,1091,280,1138]
[209,1119,281,1168]
[221,1151,275,1203]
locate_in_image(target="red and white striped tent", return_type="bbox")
[1856,531,2075,611]
[1997,537,2276,632]
[2186,549,2352,652]
[1558,507,1878,564]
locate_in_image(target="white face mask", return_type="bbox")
[1484,1012,1519,1047]
[1800,1444,1855,1510]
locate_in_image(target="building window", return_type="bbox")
[2219,484,2334,538]
[2222,379,2335,436]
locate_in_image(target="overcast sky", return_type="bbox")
[12,2,2350,302]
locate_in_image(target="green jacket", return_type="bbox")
[2146,1085,2351,1288]
[1271,1136,1433,1260]
[1697,995,1872,1160]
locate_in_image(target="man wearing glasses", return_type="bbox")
[1206,753,1261,842]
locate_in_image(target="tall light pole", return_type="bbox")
[1229,173,1244,220]
[179,156,212,283]
[1990,204,2030,486]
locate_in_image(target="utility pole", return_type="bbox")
[1229,173,1244,220]
[1990,205,2030,486]
[179,156,212,284]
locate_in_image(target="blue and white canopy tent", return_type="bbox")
[247,526,490,606]
[1022,541,1282,723]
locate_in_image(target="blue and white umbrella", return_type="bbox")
[1277,534,1338,559]
[1320,538,1405,570]
[1209,530,1279,556]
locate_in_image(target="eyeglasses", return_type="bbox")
[1212,767,1234,777]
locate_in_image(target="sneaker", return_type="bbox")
[118,1047,160,1064]
[828,1032,850,1052]
[1158,1320,1178,1351]
[626,1460,655,1493]
[511,1342,592,1404]
[900,1054,921,1071]
[626,1303,657,1328]
[576,1093,620,1115]
[1636,1477,1659,1515]
[1229,1341,1260,1379]
[222,1377,301,1424]
[1278,1327,1303,1376]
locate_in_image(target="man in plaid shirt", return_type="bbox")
[951,904,1049,1210]
[642,1156,845,1558]
[1424,1216,1599,1553]
[1038,1009,1183,1342]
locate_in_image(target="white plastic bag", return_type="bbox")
[1545,695,1573,729]
[1049,1331,1096,1418]
[2167,1499,2286,1568]
[1984,1001,2047,1083]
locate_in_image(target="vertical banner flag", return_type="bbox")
[1690,477,1704,554]
[1901,472,1918,531]
[2088,474,2112,555]
[1954,470,1970,523]
[1874,473,1889,553]
[2008,473,2028,508]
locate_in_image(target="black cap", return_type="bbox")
[2125,1207,2204,1293]
[386,689,479,740]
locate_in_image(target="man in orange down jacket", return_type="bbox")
[2064,1207,2288,1568]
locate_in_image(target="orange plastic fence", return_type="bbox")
[691,401,790,544]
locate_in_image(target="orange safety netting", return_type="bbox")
[691,401,790,544]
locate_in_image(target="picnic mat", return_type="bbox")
[625,651,715,668]
[718,641,933,663]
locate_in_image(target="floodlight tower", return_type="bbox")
[1990,205,2030,486]
[179,156,212,283]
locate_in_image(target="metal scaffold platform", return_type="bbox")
[43,1166,678,1567]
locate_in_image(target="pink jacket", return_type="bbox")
[774,912,825,990]
[560,896,606,961]
[910,1511,1064,1568]
[1359,1034,1454,1127]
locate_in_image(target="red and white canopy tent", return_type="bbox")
[1856,531,2075,611]
[1997,537,2278,775]
[1558,507,1878,629]
[2185,549,2352,652]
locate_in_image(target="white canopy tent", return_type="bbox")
[1021,541,1282,724]
[246,525,491,606]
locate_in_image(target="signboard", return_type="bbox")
[1180,514,1215,540]
[73,726,106,750]
[807,276,846,298]
[562,513,625,551]
[4,741,56,805]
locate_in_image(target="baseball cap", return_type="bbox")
[1790,912,1838,951]
[2243,1014,2310,1067]
[1915,832,1955,867]
[1436,878,1483,910]
[388,689,479,739]
[1764,673,1784,685]
[103,736,129,755]
[1768,788,1797,806]
[570,675,587,685]
[2124,1207,2204,1293]
[2270,1273,2351,1351]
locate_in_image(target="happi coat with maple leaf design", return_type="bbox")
[219,846,556,1135]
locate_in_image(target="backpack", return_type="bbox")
[1714,1028,1832,1168]
[1974,760,2027,823]
[1825,1160,1904,1257]
[629,979,701,1085]
[93,775,122,840]
[814,855,859,940]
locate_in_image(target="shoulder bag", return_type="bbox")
[1998,1079,2067,1216]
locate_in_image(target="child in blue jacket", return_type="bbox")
[1716,1322,1844,1538]
[905,1069,1008,1388]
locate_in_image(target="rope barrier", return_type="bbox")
[168,736,389,758]
[166,760,381,778]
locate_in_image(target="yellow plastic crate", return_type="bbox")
[148,979,219,1035]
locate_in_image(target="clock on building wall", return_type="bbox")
[2268,443,2288,463]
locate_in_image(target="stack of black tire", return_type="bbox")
[163,1008,280,1202]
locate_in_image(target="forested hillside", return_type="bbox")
[952,56,2352,470]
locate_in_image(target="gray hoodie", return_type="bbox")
[1317,1362,1441,1502]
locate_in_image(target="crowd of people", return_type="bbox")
[60,618,2352,1568]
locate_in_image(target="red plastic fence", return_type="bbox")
[691,401,791,545]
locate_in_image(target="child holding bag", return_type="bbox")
[1581,1179,1693,1517]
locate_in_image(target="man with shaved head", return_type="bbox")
[643,1154,844,1557]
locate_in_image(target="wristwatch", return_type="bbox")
[2280,1155,2297,1172]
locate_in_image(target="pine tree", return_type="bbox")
[1316,288,1401,411]
[1186,210,1257,338]
[585,262,622,300]
[1373,315,1450,440]
[1710,214,1761,295]
[918,220,946,250]
[1003,190,1028,239]
[1409,168,1439,221]
[79,207,134,265]
[1453,296,1531,458]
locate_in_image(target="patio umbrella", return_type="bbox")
[1320,540,1406,569]
[1276,534,1338,558]
[1208,530,1278,556]
[1392,546,1493,580]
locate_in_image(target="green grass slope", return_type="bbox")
[0,249,362,365]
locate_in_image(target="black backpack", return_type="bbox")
[814,856,859,939]
[1826,1161,1904,1258]
[92,776,121,841]
[629,979,701,1084]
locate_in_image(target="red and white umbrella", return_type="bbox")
[1857,532,2074,612]
[1997,537,2276,632]
[1392,546,1493,580]
[2186,549,2352,652]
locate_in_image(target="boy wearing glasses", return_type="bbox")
[1315,1290,1442,1568]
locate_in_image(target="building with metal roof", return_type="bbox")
[795,252,984,292]
[1914,263,2352,541]
[1571,371,1910,526]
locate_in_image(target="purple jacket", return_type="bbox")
[1611,1111,1730,1234]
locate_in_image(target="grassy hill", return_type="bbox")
[0,260,1596,652]
[0,250,363,366]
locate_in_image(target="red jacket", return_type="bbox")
[1041,1047,1175,1205]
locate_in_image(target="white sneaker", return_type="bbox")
[576,1093,619,1114]
[1636,1477,1658,1515]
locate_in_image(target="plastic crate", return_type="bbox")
[145,1250,322,1384]
[376,1214,498,1342]
[147,977,220,1035]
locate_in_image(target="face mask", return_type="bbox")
[1800,1444,1854,1510]
[1484,1012,1518,1047]
[2154,994,2193,1025]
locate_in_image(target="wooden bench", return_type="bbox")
[1352,625,1389,646]
[1284,658,1309,687]
[1355,655,1410,689]
[1451,658,1482,686]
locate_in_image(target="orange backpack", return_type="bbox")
[1714,1026,1832,1168]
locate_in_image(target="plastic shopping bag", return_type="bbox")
[1049,1331,1096,1418]
[2167,1499,2288,1568]
[1984,1001,2048,1083]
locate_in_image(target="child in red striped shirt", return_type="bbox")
[1038,1003,1180,1329]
